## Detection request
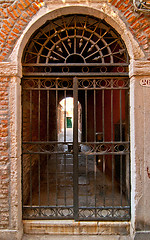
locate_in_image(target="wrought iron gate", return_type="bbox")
[22,14,130,220]
[22,76,130,220]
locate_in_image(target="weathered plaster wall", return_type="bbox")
[129,60,150,240]
[0,72,22,239]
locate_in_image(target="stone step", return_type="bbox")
[23,220,130,237]
[22,234,131,240]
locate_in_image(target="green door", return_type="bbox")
[67,117,72,128]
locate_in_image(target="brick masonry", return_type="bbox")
[0,77,9,229]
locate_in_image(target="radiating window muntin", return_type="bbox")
[23,15,128,66]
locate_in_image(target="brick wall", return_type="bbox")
[0,77,9,228]
[0,0,43,61]
[108,0,150,59]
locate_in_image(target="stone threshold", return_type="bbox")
[23,234,131,240]
[23,220,130,236]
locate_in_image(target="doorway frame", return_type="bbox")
[4,4,149,239]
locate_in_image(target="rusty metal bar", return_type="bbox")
[38,89,41,207]
[23,72,128,77]
[29,90,33,206]
[103,155,106,206]
[73,77,79,220]
[47,90,50,205]
[120,154,123,206]
[102,89,105,142]
[56,87,58,207]
[64,90,66,142]
[94,86,97,211]
[30,90,32,141]
[120,89,122,142]
[85,89,87,142]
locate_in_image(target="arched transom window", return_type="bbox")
[22,14,129,76]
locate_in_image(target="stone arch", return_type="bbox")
[20,6,131,220]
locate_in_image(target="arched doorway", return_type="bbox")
[58,97,82,142]
[22,14,130,220]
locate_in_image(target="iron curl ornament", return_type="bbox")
[133,0,150,12]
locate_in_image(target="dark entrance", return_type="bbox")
[22,15,130,220]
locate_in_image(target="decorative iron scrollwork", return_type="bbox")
[22,14,129,75]
[133,0,150,12]
[23,206,74,219]
[78,207,130,220]
[22,78,129,90]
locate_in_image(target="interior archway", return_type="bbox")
[58,97,82,142]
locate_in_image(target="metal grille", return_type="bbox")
[22,14,130,221]
[22,15,129,77]
[22,77,130,220]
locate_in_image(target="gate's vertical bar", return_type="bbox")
[38,83,41,209]
[85,89,88,207]
[112,154,114,217]
[102,89,105,141]
[94,80,97,216]
[120,89,123,205]
[120,90,122,142]
[29,90,32,206]
[56,81,58,208]
[85,90,87,142]
[111,82,113,143]
[111,79,114,213]
[102,89,106,206]
[30,90,32,140]
[38,86,41,140]
[73,77,78,220]
[64,90,67,206]
[56,86,58,142]
[120,154,123,206]
[47,90,49,142]
[47,90,50,205]
[94,82,96,141]
[64,90,66,142]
